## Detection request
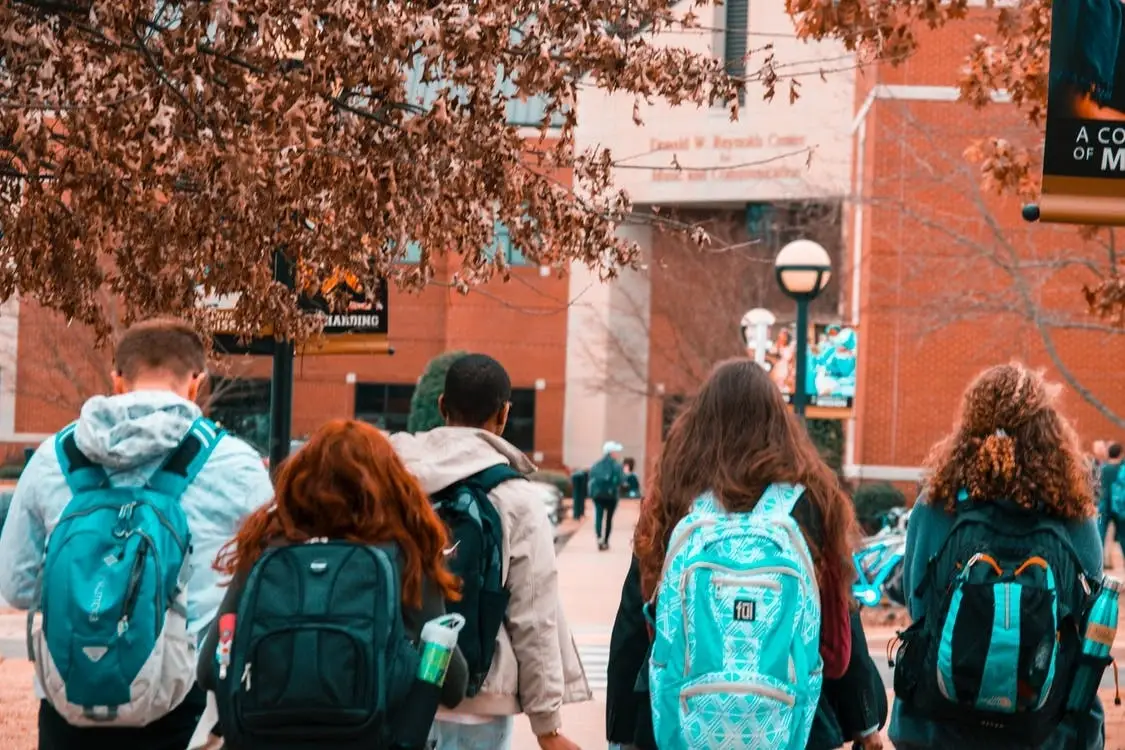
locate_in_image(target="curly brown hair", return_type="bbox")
[634,358,858,605]
[926,363,1095,519]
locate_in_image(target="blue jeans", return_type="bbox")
[430,717,514,750]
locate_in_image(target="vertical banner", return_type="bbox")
[1035,0,1125,225]
[742,313,857,419]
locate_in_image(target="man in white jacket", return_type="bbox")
[391,353,590,750]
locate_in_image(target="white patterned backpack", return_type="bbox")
[648,484,822,750]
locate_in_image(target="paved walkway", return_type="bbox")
[509,502,636,749]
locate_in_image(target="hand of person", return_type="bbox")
[537,731,582,750]
[854,731,884,750]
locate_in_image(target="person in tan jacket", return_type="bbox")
[391,353,591,750]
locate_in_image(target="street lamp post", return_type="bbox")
[774,240,832,418]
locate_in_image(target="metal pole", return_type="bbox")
[793,298,809,418]
[269,251,295,473]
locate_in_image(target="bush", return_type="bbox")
[529,470,573,497]
[407,350,467,433]
[807,419,843,473]
[853,482,906,535]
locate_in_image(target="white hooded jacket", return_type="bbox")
[390,427,591,736]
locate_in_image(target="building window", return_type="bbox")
[488,222,532,266]
[398,224,531,266]
[745,202,777,245]
[502,388,536,453]
[402,241,423,264]
[355,383,416,433]
[661,395,686,440]
[208,377,271,455]
[723,0,748,106]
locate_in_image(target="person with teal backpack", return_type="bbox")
[633,359,858,750]
[889,363,1106,750]
[1099,443,1125,564]
[0,318,274,750]
[589,442,627,551]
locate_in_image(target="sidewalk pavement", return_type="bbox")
[509,501,637,750]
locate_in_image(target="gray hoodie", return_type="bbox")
[0,391,274,638]
[390,427,591,736]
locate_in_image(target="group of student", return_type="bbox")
[603,358,1111,750]
[0,315,1113,750]
[0,318,590,750]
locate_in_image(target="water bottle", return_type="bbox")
[393,614,466,750]
[417,614,466,686]
[1067,575,1120,712]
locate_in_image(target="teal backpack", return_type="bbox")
[29,417,223,726]
[649,484,822,750]
[1110,468,1125,518]
[588,456,620,500]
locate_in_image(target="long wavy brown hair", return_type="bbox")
[215,419,459,608]
[926,363,1094,519]
[635,358,858,605]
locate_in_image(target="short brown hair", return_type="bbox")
[114,318,206,382]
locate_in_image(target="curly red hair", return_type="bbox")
[215,419,459,608]
[926,363,1095,520]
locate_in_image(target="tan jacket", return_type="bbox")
[390,427,592,736]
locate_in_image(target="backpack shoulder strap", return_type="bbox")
[751,482,806,519]
[54,423,110,495]
[469,463,526,494]
[147,417,226,500]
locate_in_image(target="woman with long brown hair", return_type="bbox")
[197,419,468,747]
[889,364,1104,750]
[605,358,860,750]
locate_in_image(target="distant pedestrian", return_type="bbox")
[621,457,641,499]
[632,358,857,750]
[889,363,1104,750]
[0,318,273,750]
[589,441,627,550]
[391,353,590,750]
[1099,441,1124,567]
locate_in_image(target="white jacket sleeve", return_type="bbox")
[0,447,51,609]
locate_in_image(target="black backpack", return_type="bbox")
[431,464,524,696]
[215,542,418,750]
[892,501,1095,746]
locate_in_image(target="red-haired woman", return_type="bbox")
[197,419,468,745]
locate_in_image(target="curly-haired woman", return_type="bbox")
[890,363,1105,750]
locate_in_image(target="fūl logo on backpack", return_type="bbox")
[733,600,756,622]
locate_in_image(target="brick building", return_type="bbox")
[2,6,1123,481]
[566,3,1125,482]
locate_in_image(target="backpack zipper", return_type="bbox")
[680,680,796,713]
[241,663,252,692]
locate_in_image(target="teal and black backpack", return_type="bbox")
[431,464,524,696]
[30,417,223,726]
[892,498,1094,745]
